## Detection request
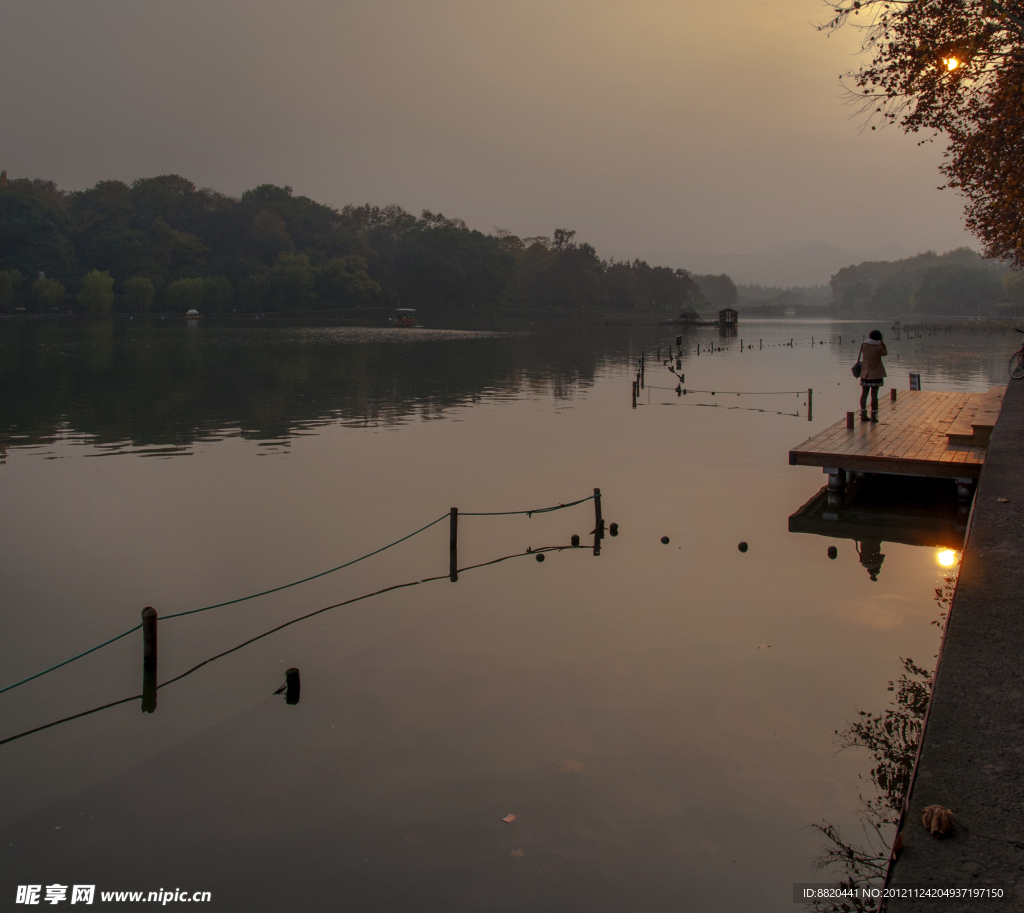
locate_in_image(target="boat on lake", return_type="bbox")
[390,308,419,327]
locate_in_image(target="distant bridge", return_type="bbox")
[737,304,832,318]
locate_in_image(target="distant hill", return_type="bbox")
[830,247,1012,316]
[646,241,915,287]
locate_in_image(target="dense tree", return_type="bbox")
[0,269,23,311]
[823,0,1024,266]
[165,277,206,312]
[831,247,1006,315]
[203,276,234,313]
[0,171,723,315]
[316,256,380,305]
[911,262,1003,314]
[693,273,738,309]
[267,253,316,310]
[79,270,115,315]
[123,276,155,313]
[0,180,76,279]
[31,276,65,311]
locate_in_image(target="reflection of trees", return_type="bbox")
[807,574,956,912]
[0,319,657,453]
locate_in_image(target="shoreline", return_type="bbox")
[885,376,1024,908]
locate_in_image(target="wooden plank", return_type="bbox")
[789,389,994,480]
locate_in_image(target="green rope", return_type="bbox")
[0,495,596,697]
[161,514,449,620]
[0,544,577,747]
[0,624,142,696]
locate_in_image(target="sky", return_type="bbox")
[2,0,975,268]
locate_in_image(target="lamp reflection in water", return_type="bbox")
[788,476,967,584]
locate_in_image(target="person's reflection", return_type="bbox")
[856,539,886,581]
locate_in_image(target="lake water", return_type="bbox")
[0,316,1014,911]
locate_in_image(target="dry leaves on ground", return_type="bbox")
[921,805,955,835]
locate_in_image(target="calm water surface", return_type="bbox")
[0,317,1013,911]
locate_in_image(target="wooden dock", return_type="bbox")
[789,387,1006,482]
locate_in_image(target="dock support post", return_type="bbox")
[141,606,157,714]
[955,478,975,501]
[807,388,813,421]
[825,468,845,509]
[593,488,603,556]
[632,381,636,408]
[676,335,682,347]
[449,508,459,582]
[846,411,855,429]
[891,388,897,403]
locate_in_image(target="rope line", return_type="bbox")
[158,545,573,689]
[0,496,594,697]
[645,385,806,395]
[461,496,593,516]
[0,694,142,747]
[161,514,450,620]
[0,545,575,747]
[0,624,142,696]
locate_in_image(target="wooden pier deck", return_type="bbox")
[789,387,1006,480]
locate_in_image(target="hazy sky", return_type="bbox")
[3,0,974,262]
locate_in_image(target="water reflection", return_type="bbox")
[788,475,967,582]
[806,571,957,912]
[790,476,961,906]
[0,319,626,454]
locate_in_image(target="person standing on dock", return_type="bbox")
[858,330,887,422]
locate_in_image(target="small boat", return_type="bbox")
[185,309,202,318]
[390,308,419,327]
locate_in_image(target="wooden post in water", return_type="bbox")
[449,508,459,582]
[676,335,682,347]
[141,606,157,714]
[285,667,301,705]
[759,339,762,350]
[632,381,637,408]
[593,488,603,556]
[807,388,813,421]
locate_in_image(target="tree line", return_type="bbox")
[829,247,1018,317]
[0,172,707,315]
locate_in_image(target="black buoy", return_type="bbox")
[738,541,748,553]
[609,522,618,537]
[828,546,838,559]
[536,553,545,562]
[571,534,580,547]
[661,536,670,545]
